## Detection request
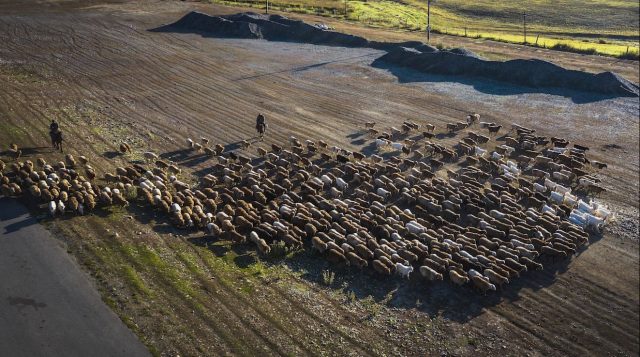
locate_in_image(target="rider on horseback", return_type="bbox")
[256,113,266,140]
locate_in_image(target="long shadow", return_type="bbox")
[103,151,121,159]
[1,146,51,157]
[371,61,622,104]
[161,148,193,162]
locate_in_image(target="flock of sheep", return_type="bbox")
[0,113,612,293]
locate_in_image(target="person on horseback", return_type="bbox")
[49,120,59,147]
[256,113,266,140]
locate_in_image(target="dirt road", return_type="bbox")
[0,198,150,357]
[0,1,638,356]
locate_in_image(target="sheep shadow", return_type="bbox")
[264,241,577,324]
[103,151,121,159]
[359,141,379,156]
[436,132,455,140]
[347,132,364,139]
[161,148,193,162]
[350,138,366,146]
[180,153,212,168]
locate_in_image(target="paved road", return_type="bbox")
[0,198,150,357]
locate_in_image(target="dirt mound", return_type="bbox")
[160,11,369,47]
[157,11,639,97]
[375,46,639,96]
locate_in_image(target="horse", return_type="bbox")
[51,130,63,152]
[256,123,266,140]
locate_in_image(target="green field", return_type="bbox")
[209,0,640,58]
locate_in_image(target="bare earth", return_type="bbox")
[0,1,638,356]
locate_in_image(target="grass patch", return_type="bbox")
[207,0,639,59]
[122,265,154,297]
[0,122,28,142]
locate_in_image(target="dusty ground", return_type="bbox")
[0,0,638,356]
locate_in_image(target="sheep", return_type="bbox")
[419,265,443,281]
[376,187,391,200]
[484,269,509,289]
[347,252,368,269]
[591,160,607,170]
[395,262,413,279]
[119,143,132,154]
[143,152,158,162]
[372,259,392,275]
[448,269,469,285]
[312,236,328,253]
[48,201,57,216]
[487,124,502,135]
[467,113,480,125]
[470,275,496,293]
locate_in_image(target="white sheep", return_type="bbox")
[273,221,288,231]
[460,250,477,262]
[474,146,487,157]
[443,238,462,250]
[585,214,604,230]
[564,193,578,207]
[595,206,611,220]
[489,210,506,220]
[541,204,556,216]
[395,262,413,279]
[390,142,405,151]
[533,182,547,193]
[187,138,194,148]
[577,199,595,214]
[320,175,333,185]
[376,187,391,199]
[406,221,427,234]
[511,239,535,251]
[492,151,503,161]
[376,138,391,148]
[336,177,348,191]
[544,178,558,191]
[48,201,57,216]
[555,183,571,195]
[216,212,230,224]
[550,191,564,204]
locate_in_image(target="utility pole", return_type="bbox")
[265,0,269,14]
[522,12,527,44]
[426,0,431,42]
[344,0,347,17]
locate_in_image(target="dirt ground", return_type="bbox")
[0,1,638,356]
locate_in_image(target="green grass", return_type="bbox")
[208,0,639,59]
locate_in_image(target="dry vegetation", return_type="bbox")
[0,1,638,356]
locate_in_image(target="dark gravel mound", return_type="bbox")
[156,11,639,97]
[160,11,368,47]
[374,47,639,96]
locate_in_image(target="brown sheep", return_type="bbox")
[346,252,368,269]
[372,259,392,275]
[326,248,348,265]
[484,269,509,289]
